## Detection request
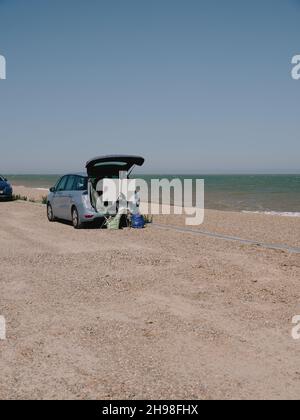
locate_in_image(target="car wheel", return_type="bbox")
[72,207,82,229]
[47,203,56,222]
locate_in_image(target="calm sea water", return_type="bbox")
[5,174,300,214]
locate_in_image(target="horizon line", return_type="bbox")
[3,172,300,176]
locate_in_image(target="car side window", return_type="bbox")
[65,175,76,191]
[74,176,87,191]
[56,176,68,192]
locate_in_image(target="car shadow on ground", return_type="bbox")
[52,216,129,230]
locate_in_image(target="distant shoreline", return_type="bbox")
[11,184,300,217]
[6,174,300,213]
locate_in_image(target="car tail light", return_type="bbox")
[84,214,94,219]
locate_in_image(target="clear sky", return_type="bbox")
[0,0,299,174]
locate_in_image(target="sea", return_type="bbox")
[4,174,300,216]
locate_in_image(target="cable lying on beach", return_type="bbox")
[152,223,300,254]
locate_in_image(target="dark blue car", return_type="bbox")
[0,175,13,200]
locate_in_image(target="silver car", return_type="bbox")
[46,155,145,229]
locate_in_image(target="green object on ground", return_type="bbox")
[106,215,121,230]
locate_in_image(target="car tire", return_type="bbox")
[72,207,83,229]
[47,203,56,222]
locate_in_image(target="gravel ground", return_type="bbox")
[0,200,300,399]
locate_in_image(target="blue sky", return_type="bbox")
[0,0,299,173]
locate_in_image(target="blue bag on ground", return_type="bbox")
[131,214,145,229]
